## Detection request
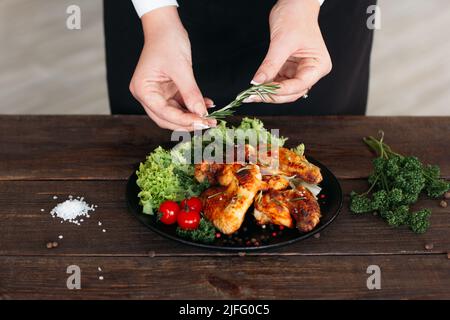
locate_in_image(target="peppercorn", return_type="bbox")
[46,242,53,249]
[52,241,59,248]
[440,200,448,208]
[424,243,434,250]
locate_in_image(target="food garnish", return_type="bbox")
[350,131,450,234]
[176,218,217,244]
[207,84,280,120]
[136,147,209,214]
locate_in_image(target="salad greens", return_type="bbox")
[136,147,208,214]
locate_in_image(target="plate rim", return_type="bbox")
[126,157,343,252]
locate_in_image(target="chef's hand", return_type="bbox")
[249,0,332,104]
[129,7,216,131]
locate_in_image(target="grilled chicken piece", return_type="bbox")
[277,148,322,185]
[200,164,265,234]
[194,162,225,185]
[254,186,321,232]
[262,175,290,191]
[254,190,294,228]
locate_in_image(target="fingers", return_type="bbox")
[246,56,331,104]
[143,94,216,128]
[244,89,309,104]
[171,65,208,117]
[132,85,216,130]
[204,97,215,108]
[251,39,292,85]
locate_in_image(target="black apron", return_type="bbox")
[104,0,376,115]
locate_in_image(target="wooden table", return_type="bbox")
[0,115,449,300]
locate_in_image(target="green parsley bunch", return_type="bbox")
[350,132,449,234]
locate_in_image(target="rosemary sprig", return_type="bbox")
[289,197,306,202]
[207,191,224,199]
[207,83,280,120]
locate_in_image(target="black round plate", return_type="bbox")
[126,157,342,251]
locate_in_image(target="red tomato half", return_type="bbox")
[177,210,201,230]
[180,197,203,213]
[158,200,180,225]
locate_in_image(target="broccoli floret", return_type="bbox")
[408,209,431,234]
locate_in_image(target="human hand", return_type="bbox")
[248,0,332,104]
[129,7,216,131]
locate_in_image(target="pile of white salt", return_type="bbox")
[50,196,96,225]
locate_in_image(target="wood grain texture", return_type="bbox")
[0,180,448,257]
[1,255,448,299]
[0,116,449,180]
[1,115,449,299]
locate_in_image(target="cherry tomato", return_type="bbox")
[177,210,201,230]
[180,197,203,213]
[158,200,180,225]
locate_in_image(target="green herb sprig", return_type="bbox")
[207,83,280,120]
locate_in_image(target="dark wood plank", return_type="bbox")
[0,255,448,299]
[0,116,449,180]
[1,180,448,256]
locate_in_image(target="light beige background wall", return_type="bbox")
[0,0,449,115]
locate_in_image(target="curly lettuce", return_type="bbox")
[136,147,208,215]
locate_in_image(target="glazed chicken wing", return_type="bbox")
[277,148,323,185]
[199,164,265,234]
[254,186,321,232]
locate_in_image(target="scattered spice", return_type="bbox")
[99,276,104,281]
[52,241,58,248]
[439,200,448,208]
[424,243,434,250]
[58,235,63,239]
[40,209,45,212]
[313,233,321,239]
[46,242,53,249]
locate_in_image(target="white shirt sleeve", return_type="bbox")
[132,0,179,18]
[132,0,322,18]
